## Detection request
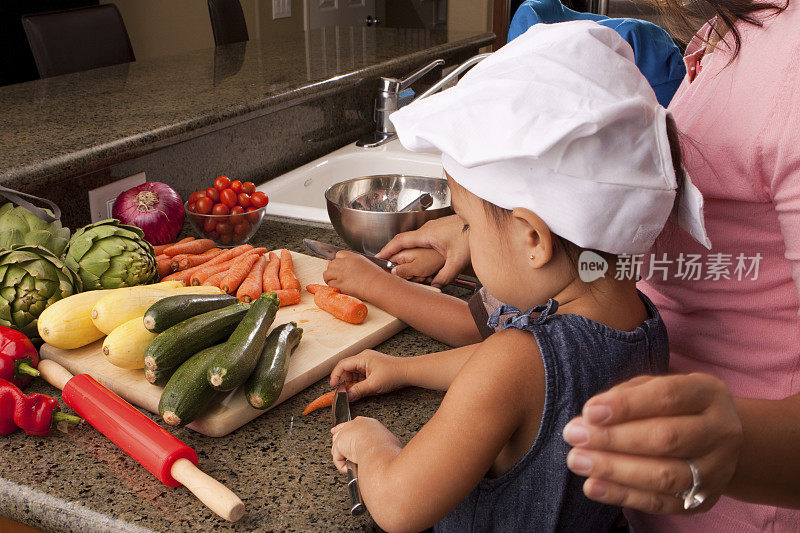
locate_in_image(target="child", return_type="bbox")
[324,21,710,532]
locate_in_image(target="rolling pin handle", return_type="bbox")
[37,359,74,390]
[170,458,245,522]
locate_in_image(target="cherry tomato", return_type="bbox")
[188,190,206,204]
[216,221,233,235]
[241,181,256,195]
[214,176,231,191]
[220,188,237,209]
[234,221,251,236]
[190,214,203,225]
[203,217,217,233]
[205,187,220,203]
[250,191,268,209]
[237,193,251,208]
[212,203,230,216]
[195,197,213,215]
[207,231,220,240]
[229,205,245,224]
[219,234,233,245]
[230,180,243,194]
[187,201,197,213]
[245,206,260,223]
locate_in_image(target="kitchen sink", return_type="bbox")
[257,139,442,224]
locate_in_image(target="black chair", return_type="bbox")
[21,4,134,78]
[207,0,249,46]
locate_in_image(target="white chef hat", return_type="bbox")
[390,20,710,255]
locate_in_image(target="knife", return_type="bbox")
[303,238,478,291]
[332,382,366,516]
[304,238,394,270]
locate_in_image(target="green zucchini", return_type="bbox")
[144,303,249,370]
[144,366,174,386]
[207,292,279,391]
[143,294,239,333]
[159,343,225,426]
[245,322,303,409]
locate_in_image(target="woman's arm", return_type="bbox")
[324,251,482,347]
[330,329,544,532]
[727,395,800,507]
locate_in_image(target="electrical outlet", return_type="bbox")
[88,172,146,222]
[272,0,291,19]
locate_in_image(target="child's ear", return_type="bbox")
[511,208,553,269]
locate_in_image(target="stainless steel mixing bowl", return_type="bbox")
[325,174,453,255]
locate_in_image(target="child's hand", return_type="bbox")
[388,247,446,283]
[323,251,387,301]
[331,416,401,474]
[329,350,409,402]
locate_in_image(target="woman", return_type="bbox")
[377,0,800,529]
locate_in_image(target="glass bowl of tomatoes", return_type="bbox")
[185,176,269,246]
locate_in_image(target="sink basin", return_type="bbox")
[257,139,443,224]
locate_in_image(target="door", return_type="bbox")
[305,0,380,30]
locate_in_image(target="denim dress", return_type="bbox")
[435,291,669,533]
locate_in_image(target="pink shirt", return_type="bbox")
[631,3,800,532]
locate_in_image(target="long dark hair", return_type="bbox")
[648,0,788,58]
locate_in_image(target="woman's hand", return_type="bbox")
[376,214,470,287]
[323,251,388,301]
[329,350,410,402]
[388,247,446,283]
[563,373,743,514]
[331,416,402,474]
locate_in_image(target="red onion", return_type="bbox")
[112,181,185,245]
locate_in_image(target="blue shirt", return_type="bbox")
[508,0,685,107]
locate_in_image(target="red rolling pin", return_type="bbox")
[38,360,244,522]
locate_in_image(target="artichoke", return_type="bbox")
[0,245,81,343]
[64,219,157,290]
[0,202,71,256]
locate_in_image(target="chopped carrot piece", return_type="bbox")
[313,290,367,324]
[273,289,301,307]
[302,390,335,415]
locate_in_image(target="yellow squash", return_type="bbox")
[91,285,225,334]
[103,316,156,369]
[37,289,115,349]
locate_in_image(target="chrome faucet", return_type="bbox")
[357,53,491,148]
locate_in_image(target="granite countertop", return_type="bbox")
[0,219,464,532]
[0,27,493,190]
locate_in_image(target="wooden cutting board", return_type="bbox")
[39,251,407,437]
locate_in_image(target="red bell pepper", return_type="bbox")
[0,378,81,435]
[0,325,40,388]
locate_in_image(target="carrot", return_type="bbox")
[188,244,254,284]
[237,256,268,302]
[279,249,302,291]
[273,289,301,307]
[154,237,193,256]
[157,256,173,279]
[220,253,261,294]
[302,390,335,415]
[305,284,339,295]
[191,247,266,285]
[313,290,368,324]
[163,238,215,256]
[172,248,223,271]
[263,252,281,291]
[202,270,228,287]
